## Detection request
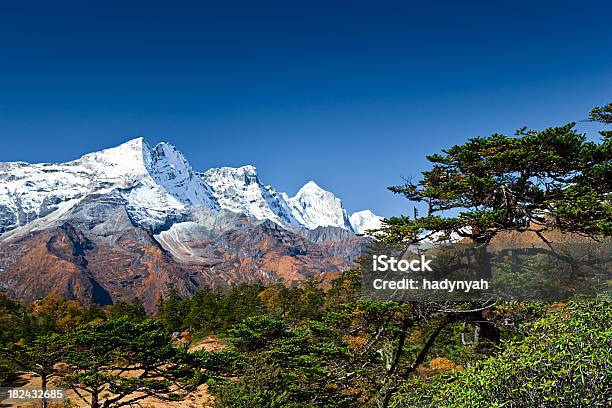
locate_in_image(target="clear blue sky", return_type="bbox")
[0,0,610,217]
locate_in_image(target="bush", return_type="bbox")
[390,301,612,408]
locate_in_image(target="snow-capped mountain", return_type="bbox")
[0,138,381,236]
[0,138,217,233]
[349,210,384,234]
[288,181,353,230]
[0,138,383,309]
[200,165,300,229]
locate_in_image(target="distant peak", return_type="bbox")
[236,165,259,185]
[151,141,181,158]
[207,164,256,172]
[349,209,383,234]
[78,136,151,160]
[153,141,180,152]
[202,165,260,188]
[297,180,325,195]
[287,180,351,230]
[96,137,152,159]
[303,180,320,189]
[239,164,257,174]
[352,209,376,216]
[154,140,172,148]
[121,136,147,148]
[70,136,155,182]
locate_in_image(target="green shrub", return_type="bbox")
[390,301,612,408]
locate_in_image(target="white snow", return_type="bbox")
[146,142,217,208]
[0,137,382,235]
[74,137,151,184]
[349,210,384,234]
[200,165,300,228]
[288,181,353,230]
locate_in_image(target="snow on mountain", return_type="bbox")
[0,157,98,234]
[200,165,299,228]
[0,138,156,232]
[287,181,353,230]
[0,157,90,233]
[74,137,151,183]
[0,138,221,233]
[349,210,384,234]
[146,142,217,208]
[200,169,357,231]
[0,137,381,235]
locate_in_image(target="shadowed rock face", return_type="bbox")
[0,193,365,312]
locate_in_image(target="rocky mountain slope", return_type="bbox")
[0,138,382,310]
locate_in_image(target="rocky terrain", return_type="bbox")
[0,138,381,310]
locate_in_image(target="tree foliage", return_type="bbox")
[60,318,200,408]
[372,104,611,405]
[213,315,357,408]
[389,301,612,408]
[382,121,611,244]
[0,334,64,408]
[589,102,612,125]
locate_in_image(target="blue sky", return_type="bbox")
[0,0,610,216]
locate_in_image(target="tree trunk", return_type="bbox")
[473,243,492,279]
[41,374,47,408]
[476,311,500,346]
[91,391,99,408]
[381,319,449,408]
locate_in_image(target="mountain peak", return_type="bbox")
[0,137,381,235]
[127,135,146,144]
[296,180,327,196]
[239,164,257,174]
[202,165,260,186]
[75,137,153,182]
[349,210,383,234]
[289,181,352,230]
[95,136,149,155]
[150,141,185,164]
[198,164,297,226]
[144,140,217,208]
[107,137,150,158]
